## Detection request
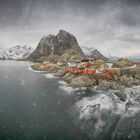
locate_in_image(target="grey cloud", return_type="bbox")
[0,0,140,57]
[119,33,140,43]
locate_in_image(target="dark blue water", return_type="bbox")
[0,61,88,140]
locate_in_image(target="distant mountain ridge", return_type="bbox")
[107,55,119,63]
[27,30,85,62]
[82,46,107,61]
[0,30,120,62]
[0,45,33,60]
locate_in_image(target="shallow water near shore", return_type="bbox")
[0,61,88,140]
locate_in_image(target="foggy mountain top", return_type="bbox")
[0,0,140,57]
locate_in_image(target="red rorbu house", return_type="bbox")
[81,59,93,68]
[67,67,113,76]
[57,61,66,66]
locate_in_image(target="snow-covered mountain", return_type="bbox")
[107,55,119,63]
[81,46,107,61]
[0,45,33,60]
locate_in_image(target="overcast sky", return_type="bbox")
[0,0,140,57]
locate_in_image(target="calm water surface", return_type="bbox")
[0,61,88,140]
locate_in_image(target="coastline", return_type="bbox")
[2,60,140,140]
[30,62,140,90]
[30,63,140,140]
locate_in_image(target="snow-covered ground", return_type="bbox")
[74,86,140,119]
[45,73,56,79]
[58,80,79,95]
[70,86,140,140]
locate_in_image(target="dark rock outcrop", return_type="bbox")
[112,58,134,68]
[27,30,85,62]
[96,80,121,91]
[71,75,96,87]
[114,91,127,102]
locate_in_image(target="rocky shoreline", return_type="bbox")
[30,62,140,140]
[31,62,140,101]
[27,30,140,139]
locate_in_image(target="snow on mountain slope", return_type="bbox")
[81,46,107,60]
[0,45,33,60]
[107,55,119,63]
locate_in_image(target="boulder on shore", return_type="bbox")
[96,80,121,91]
[112,58,134,68]
[31,63,59,72]
[93,62,109,69]
[55,67,68,77]
[114,91,127,102]
[62,73,77,83]
[71,75,96,87]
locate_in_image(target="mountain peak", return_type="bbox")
[57,29,73,38]
[58,29,68,34]
[47,34,55,38]
[27,30,85,62]
[56,30,78,47]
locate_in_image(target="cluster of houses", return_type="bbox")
[56,59,94,67]
[56,59,110,71]
[42,59,114,77]
[42,58,113,73]
[68,59,92,67]
[43,59,109,68]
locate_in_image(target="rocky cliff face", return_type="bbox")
[28,30,85,62]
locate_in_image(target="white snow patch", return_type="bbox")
[58,80,80,95]
[77,91,86,95]
[58,80,67,85]
[28,67,46,73]
[106,63,113,69]
[59,85,75,95]
[74,86,140,120]
[45,73,56,79]
[58,80,87,95]
[81,46,95,56]
[76,94,114,119]
[124,86,140,116]
[0,45,33,60]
